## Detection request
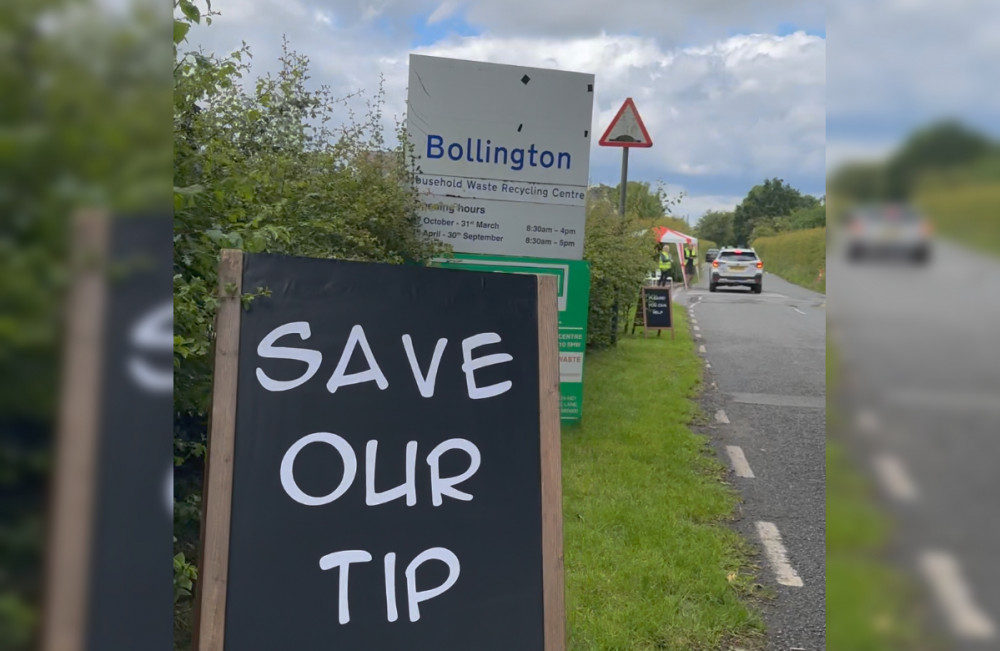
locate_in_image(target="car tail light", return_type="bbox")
[734,249,742,254]
[712,260,719,268]
[756,261,763,269]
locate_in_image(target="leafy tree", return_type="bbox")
[172,5,443,643]
[587,180,684,223]
[1,2,169,648]
[884,121,994,199]
[694,210,735,247]
[828,161,887,203]
[733,178,817,244]
[583,196,652,347]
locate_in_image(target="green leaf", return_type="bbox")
[179,0,200,23]
[173,19,190,45]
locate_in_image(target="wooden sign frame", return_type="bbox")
[194,250,566,651]
[42,211,109,651]
[640,285,674,339]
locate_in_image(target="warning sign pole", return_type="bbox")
[599,97,653,342]
[619,148,628,217]
[599,97,652,219]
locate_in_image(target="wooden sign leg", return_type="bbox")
[42,211,108,651]
[536,275,565,651]
[194,249,244,651]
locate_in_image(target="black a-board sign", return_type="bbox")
[195,251,564,651]
[640,285,674,338]
[43,213,173,651]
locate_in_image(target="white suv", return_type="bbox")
[710,247,763,293]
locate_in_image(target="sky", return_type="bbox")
[184,0,999,224]
[185,0,825,223]
[825,0,1000,171]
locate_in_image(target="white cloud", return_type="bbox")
[456,0,821,43]
[418,32,825,182]
[427,0,461,24]
[185,1,824,215]
[825,139,897,174]
[827,0,1000,122]
[673,193,744,221]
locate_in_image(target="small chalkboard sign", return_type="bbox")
[195,251,564,651]
[641,286,674,338]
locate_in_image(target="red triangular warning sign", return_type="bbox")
[599,97,652,147]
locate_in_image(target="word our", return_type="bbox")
[280,433,480,508]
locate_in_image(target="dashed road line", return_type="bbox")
[919,551,997,640]
[756,521,804,587]
[698,344,707,353]
[872,454,919,501]
[705,362,711,369]
[693,325,700,331]
[725,446,755,478]
[715,409,730,424]
[791,307,806,315]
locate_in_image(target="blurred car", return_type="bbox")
[845,204,932,263]
[710,247,763,293]
[705,248,719,263]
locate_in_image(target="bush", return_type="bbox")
[172,26,444,644]
[752,227,826,293]
[583,198,653,347]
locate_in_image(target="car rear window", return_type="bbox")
[718,251,757,262]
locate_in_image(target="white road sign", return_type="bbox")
[407,54,595,260]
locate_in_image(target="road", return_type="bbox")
[675,268,827,650]
[827,236,1000,649]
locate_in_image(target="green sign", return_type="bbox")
[432,254,591,423]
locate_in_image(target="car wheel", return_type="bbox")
[752,283,763,294]
[709,283,717,292]
[913,246,930,264]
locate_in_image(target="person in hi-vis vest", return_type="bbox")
[684,243,696,277]
[658,247,673,286]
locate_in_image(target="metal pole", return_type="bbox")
[611,147,629,345]
[619,148,629,217]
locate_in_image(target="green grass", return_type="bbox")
[752,227,826,293]
[563,304,765,650]
[918,181,1000,256]
[825,336,941,650]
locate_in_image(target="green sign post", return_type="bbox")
[432,254,590,423]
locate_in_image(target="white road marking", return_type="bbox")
[872,454,919,501]
[693,325,700,331]
[705,362,711,369]
[791,307,806,315]
[755,522,804,587]
[725,446,755,478]
[919,551,997,640]
[695,333,702,339]
[715,409,730,424]
[698,344,707,353]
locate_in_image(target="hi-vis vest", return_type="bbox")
[684,245,694,261]
[659,251,672,270]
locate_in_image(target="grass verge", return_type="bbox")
[918,181,1000,257]
[825,336,940,650]
[752,227,826,293]
[563,303,764,650]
